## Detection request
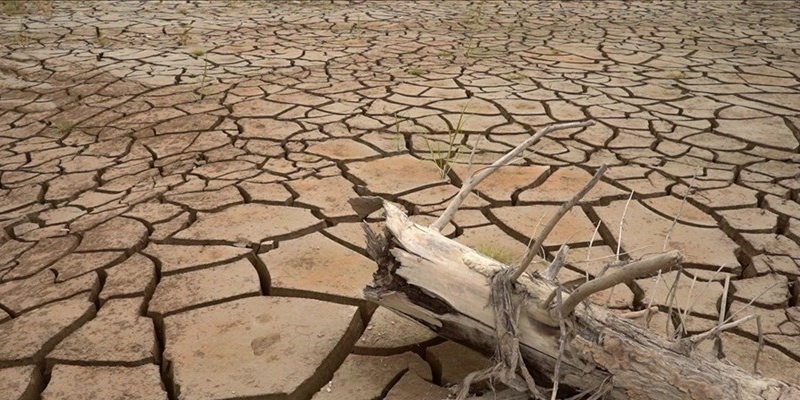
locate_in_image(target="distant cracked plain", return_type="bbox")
[1,1,800,399]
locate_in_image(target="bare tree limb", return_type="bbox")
[545,245,569,282]
[513,164,608,280]
[430,120,594,231]
[557,250,683,318]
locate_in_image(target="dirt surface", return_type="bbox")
[1,1,799,399]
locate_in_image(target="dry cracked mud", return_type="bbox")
[1,1,799,399]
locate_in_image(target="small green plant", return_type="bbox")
[190,47,205,58]
[423,104,470,180]
[461,1,486,60]
[176,21,193,45]
[2,0,24,14]
[474,244,516,265]
[195,55,210,100]
[51,120,76,134]
[2,0,52,15]
[95,27,109,46]
[406,67,426,76]
[667,71,686,80]
[505,72,526,81]
[12,17,31,47]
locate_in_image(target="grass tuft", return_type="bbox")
[474,244,516,265]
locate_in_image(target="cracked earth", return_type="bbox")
[1,1,799,399]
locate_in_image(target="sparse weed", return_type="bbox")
[2,0,53,15]
[423,105,470,180]
[2,0,24,14]
[33,0,52,15]
[191,48,206,58]
[474,244,516,265]
[461,2,486,60]
[176,21,193,45]
[95,27,109,46]
[667,71,687,80]
[52,120,76,134]
[195,55,210,100]
[505,72,527,81]
[406,67,426,76]
[12,17,31,47]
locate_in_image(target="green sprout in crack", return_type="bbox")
[406,67,426,76]
[195,55,210,101]
[176,21,193,46]
[190,47,206,58]
[423,104,470,181]
[95,27,109,46]
[505,72,527,81]
[51,120,76,134]
[461,1,487,60]
[667,71,687,80]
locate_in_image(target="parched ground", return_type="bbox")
[1,1,799,399]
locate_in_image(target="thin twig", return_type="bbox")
[555,250,683,319]
[664,170,697,251]
[684,281,780,345]
[466,134,483,176]
[430,120,594,231]
[723,281,781,323]
[571,244,655,265]
[564,377,612,400]
[619,306,659,319]
[617,190,635,262]
[586,220,601,263]
[513,165,608,280]
[673,274,698,339]
[674,265,726,338]
[685,314,756,344]
[719,275,730,326]
[754,314,764,373]
[664,268,682,338]
[645,270,662,328]
[604,285,616,308]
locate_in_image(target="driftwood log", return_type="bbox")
[354,121,800,400]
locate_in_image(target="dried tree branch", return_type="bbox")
[430,120,594,231]
[513,164,608,280]
[619,306,659,319]
[556,250,683,318]
[545,244,569,282]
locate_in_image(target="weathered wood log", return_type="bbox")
[362,201,800,400]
